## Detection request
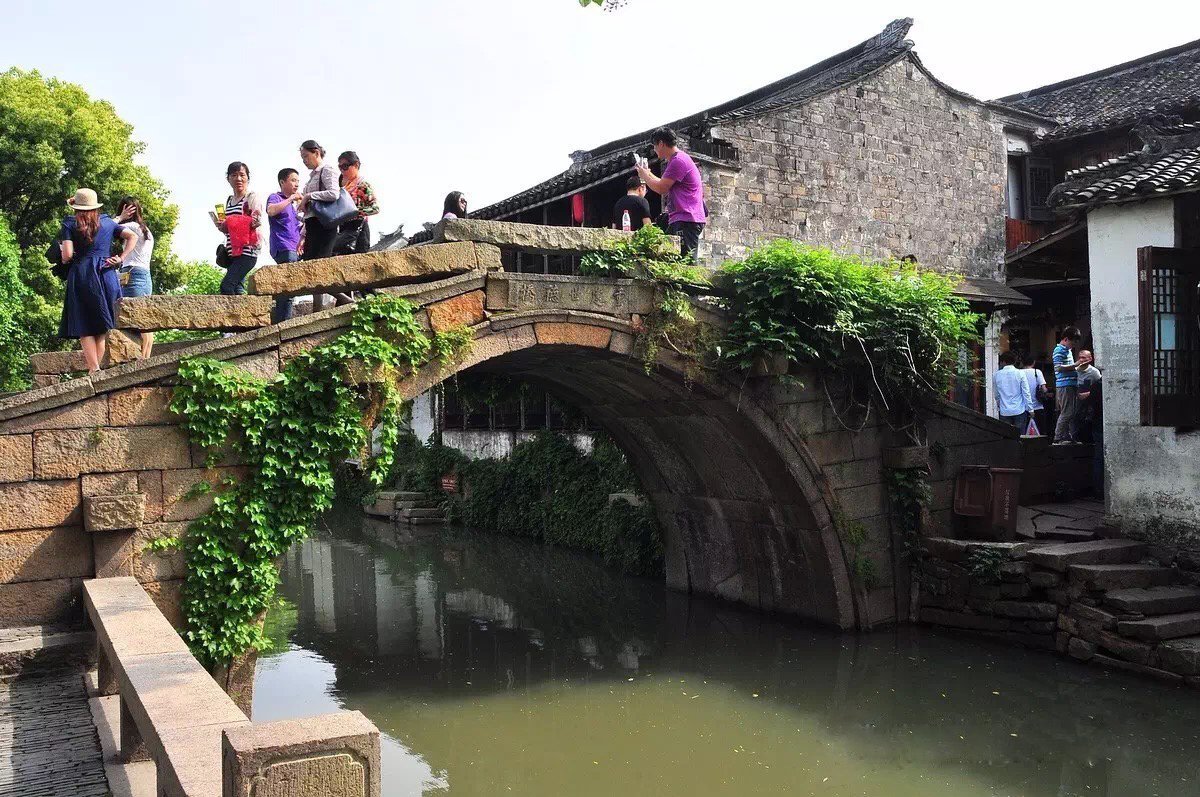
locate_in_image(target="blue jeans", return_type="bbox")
[270,249,297,323]
[119,267,152,298]
[220,253,257,296]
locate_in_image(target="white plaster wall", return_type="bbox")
[442,429,594,460]
[410,391,436,444]
[1088,199,1200,532]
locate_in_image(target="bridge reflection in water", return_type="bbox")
[254,519,1199,797]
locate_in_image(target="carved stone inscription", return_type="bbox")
[250,752,366,797]
[489,273,653,315]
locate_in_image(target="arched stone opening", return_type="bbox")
[399,315,858,629]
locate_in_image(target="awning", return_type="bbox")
[1005,221,1086,266]
[954,277,1032,307]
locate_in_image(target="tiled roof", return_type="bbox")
[997,37,1200,140]
[1051,145,1200,207]
[469,18,919,221]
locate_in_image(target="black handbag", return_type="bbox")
[46,240,70,281]
[215,243,230,268]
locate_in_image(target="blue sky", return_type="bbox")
[7,0,1200,262]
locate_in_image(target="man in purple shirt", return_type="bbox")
[266,168,303,322]
[635,127,707,261]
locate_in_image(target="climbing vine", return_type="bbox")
[169,294,471,666]
[886,466,932,560]
[580,225,716,375]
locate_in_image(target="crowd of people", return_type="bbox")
[993,325,1104,492]
[53,127,707,373]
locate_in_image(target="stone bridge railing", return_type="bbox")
[0,218,1020,645]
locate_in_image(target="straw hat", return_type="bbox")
[66,188,102,211]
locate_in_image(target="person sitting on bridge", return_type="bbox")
[611,176,653,232]
[635,127,707,261]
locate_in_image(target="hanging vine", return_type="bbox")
[169,294,471,666]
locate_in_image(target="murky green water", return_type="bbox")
[254,513,1200,796]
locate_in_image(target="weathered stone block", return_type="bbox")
[250,242,485,297]
[1159,636,1200,675]
[427,290,486,333]
[0,435,33,482]
[999,561,1031,582]
[1067,636,1096,661]
[33,426,191,479]
[0,577,81,625]
[81,472,138,497]
[1029,569,1062,588]
[93,531,134,578]
[533,322,612,348]
[84,493,146,532]
[117,295,273,332]
[1096,630,1157,666]
[0,480,81,531]
[434,217,680,258]
[222,710,381,797]
[162,467,247,522]
[0,527,92,582]
[989,600,1057,620]
[279,329,343,363]
[108,387,177,426]
[229,349,280,381]
[485,272,655,316]
[134,522,188,582]
[141,579,185,629]
[0,396,107,434]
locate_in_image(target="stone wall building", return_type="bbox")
[404,18,1039,417]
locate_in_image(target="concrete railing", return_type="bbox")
[83,577,380,797]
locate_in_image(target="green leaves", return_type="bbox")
[718,241,980,413]
[170,295,457,667]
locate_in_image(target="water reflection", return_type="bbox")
[255,516,1200,797]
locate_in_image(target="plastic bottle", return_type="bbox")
[621,209,632,231]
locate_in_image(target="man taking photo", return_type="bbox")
[635,127,707,260]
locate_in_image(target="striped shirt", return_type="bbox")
[1053,343,1076,388]
[223,193,263,258]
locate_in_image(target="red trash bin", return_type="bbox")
[954,466,1023,541]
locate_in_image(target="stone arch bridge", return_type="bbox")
[0,220,1017,635]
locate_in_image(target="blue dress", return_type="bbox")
[59,215,122,338]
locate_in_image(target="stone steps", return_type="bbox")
[1027,539,1146,572]
[1067,563,1177,590]
[1116,611,1200,641]
[1033,527,1099,543]
[404,516,448,527]
[1104,586,1200,616]
[0,627,94,677]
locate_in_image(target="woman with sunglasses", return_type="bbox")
[333,150,379,256]
[442,191,468,220]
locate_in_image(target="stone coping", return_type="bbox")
[83,577,381,797]
[432,217,681,255]
[117,296,274,332]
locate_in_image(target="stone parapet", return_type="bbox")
[249,242,495,297]
[222,711,381,797]
[433,217,681,255]
[117,296,273,332]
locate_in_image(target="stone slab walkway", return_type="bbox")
[0,670,108,797]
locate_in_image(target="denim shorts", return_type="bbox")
[120,267,153,298]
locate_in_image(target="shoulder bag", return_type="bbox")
[310,168,359,228]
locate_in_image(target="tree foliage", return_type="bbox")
[0,69,179,389]
[0,216,41,391]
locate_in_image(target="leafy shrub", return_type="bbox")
[719,241,980,412]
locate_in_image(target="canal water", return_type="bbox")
[254,515,1200,797]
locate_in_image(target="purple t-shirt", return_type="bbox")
[661,150,706,224]
[267,192,301,255]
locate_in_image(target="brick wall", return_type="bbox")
[700,56,1007,278]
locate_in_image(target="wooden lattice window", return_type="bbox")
[1024,156,1055,221]
[1138,246,1200,427]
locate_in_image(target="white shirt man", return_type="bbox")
[995,354,1034,432]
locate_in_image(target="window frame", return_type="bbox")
[1137,246,1200,428]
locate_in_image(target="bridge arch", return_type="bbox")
[399,310,859,629]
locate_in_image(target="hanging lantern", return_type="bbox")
[571,193,586,226]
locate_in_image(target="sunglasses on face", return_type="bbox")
[338,163,352,171]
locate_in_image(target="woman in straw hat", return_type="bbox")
[58,188,135,372]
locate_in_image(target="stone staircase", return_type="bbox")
[1022,539,1200,682]
[364,490,449,528]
